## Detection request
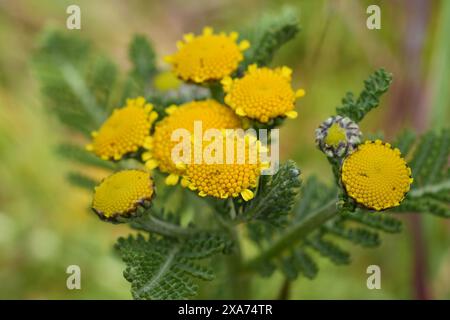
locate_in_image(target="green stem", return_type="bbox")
[212,200,250,298]
[244,199,337,270]
[226,226,251,299]
[131,215,195,238]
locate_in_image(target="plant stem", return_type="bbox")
[244,199,337,270]
[226,225,251,299]
[131,215,195,238]
[213,199,251,298]
[277,278,291,300]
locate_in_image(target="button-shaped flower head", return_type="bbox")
[222,64,305,123]
[181,132,266,201]
[92,170,155,222]
[86,97,158,161]
[341,140,413,211]
[315,115,362,158]
[165,27,250,83]
[142,99,242,185]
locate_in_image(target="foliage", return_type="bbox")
[240,7,300,70]
[245,161,302,244]
[116,231,229,300]
[33,8,449,300]
[336,69,393,123]
[394,129,450,217]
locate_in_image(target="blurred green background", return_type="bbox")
[0,0,449,299]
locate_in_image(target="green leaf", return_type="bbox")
[87,56,118,111]
[57,143,116,170]
[245,175,402,277]
[294,176,337,221]
[246,160,302,224]
[294,250,318,279]
[341,210,402,233]
[306,236,350,265]
[245,161,301,244]
[67,172,97,190]
[336,69,393,122]
[324,224,381,248]
[33,29,111,135]
[241,7,300,70]
[393,129,416,155]
[116,233,228,300]
[396,129,450,217]
[129,35,157,87]
[279,249,318,280]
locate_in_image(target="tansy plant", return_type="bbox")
[33,8,449,300]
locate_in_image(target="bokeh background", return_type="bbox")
[0,0,449,299]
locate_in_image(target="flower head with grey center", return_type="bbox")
[315,116,362,158]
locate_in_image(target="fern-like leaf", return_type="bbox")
[116,233,228,300]
[34,30,112,135]
[306,236,350,265]
[57,143,116,170]
[396,129,450,217]
[336,69,393,123]
[240,7,300,70]
[129,35,157,90]
[245,160,301,244]
[245,176,402,278]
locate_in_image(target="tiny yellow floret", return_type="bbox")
[86,97,158,161]
[153,71,182,91]
[325,123,347,147]
[182,133,263,201]
[165,27,249,83]
[92,170,155,221]
[143,100,242,183]
[222,64,304,123]
[341,140,413,211]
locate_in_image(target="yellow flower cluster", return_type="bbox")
[222,64,305,123]
[92,170,155,221]
[86,25,307,208]
[341,140,413,211]
[142,100,242,185]
[165,27,250,83]
[86,97,157,160]
[181,133,265,201]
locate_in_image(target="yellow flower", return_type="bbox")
[181,133,265,201]
[341,140,413,211]
[86,97,158,161]
[165,27,250,83]
[92,170,155,222]
[222,64,305,123]
[143,99,242,185]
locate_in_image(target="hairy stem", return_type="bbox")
[130,214,195,238]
